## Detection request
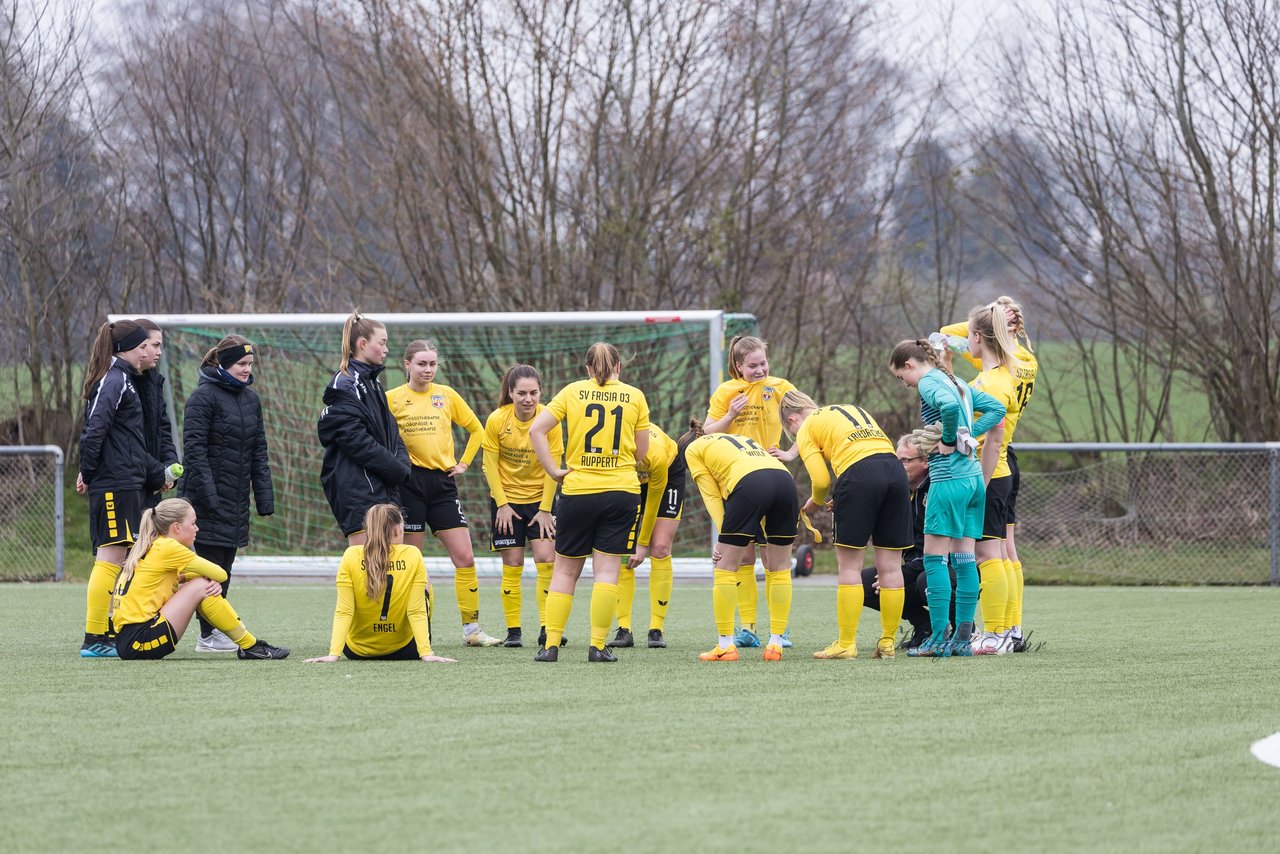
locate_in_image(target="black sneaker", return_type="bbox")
[606,627,634,648]
[647,629,666,648]
[537,626,569,648]
[903,626,930,650]
[503,628,523,648]
[587,645,618,663]
[1011,630,1030,653]
[534,644,559,662]
[237,640,290,660]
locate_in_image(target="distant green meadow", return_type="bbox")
[3,583,1277,852]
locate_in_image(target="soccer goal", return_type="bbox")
[111,310,758,578]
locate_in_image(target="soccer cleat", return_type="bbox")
[606,627,634,649]
[908,637,951,658]
[779,628,793,648]
[237,640,290,660]
[195,629,239,653]
[971,632,1008,656]
[587,645,618,663]
[903,626,930,650]
[871,639,896,659]
[699,645,739,661]
[1010,626,1029,653]
[80,634,118,658]
[647,629,666,649]
[534,644,559,662]
[537,626,568,648]
[464,628,503,647]
[762,643,783,661]
[948,637,974,657]
[813,642,857,660]
[502,628,523,648]
[733,627,760,648]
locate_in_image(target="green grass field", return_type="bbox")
[3,582,1278,851]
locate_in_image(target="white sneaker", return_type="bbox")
[971,631,1008,656]
[196,629,239,653]
[463,628,502,647]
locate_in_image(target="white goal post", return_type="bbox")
[110,310,756,579]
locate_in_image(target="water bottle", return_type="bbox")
[927,332,969,355]
[165,463,184,481]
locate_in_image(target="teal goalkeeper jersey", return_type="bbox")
[917,370,1005,482]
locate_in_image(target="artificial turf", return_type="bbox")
[3,583,1278,852]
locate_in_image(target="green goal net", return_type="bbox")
[121,311,758,570]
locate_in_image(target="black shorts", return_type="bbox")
[89,488,146,551]
[1006,448,1020,525]
[637,460,687,528]
[116,614,177,660]
[399,467,468,534]
[343,639,422,660]
[491,500,554,550]
[555,491,640,558]
[981,475,1013,540]
[720,469,799,547]
[831,454,912,550]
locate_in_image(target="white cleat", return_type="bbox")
[464,628,503,647]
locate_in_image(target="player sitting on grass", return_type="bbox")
[307,503,456,663]
[111,498,288,660]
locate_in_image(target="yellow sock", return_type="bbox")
[736,564,758,627]
[197,595,256,648]
[879,586,905,645]
[978,558,1009,634]
[837,583,863,646]
[500,565,523,629]
[544,590,573,648]
[713,569,737,636]
[1001,559,1016,629]
[85,560,122,635]
[649,555,673,631]
[454,565,480,624]
[535,562,554,627]
[589,582,619,650]
[766,569,792,637]
[615,567,635,630]
[1011,560,1025,627]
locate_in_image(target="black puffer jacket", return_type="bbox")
[135,369,179,469]
[180,367,274,548]
[80,358,166,492]
[317,360,410,536]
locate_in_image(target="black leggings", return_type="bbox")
[194,543,238,637]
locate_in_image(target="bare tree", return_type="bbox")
[976,0,1280,441]
[1,0,121,447]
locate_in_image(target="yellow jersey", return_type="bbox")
[111,537,227,630]
[481,403,562,510]
[683,433,789,530]
[387,382,483,471]
[329,543,432,657]
[544,379,650,496]
[706,376,797,449]
[636,424,679,546]
[940,321,1039,412]
[795,405,895,504]
[970,367,1019,479]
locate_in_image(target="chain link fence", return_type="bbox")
[1015,444,1280,585]
[0,446,65,581]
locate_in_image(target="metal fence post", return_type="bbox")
[54,446,65,581]
[1270,446,1279,586]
